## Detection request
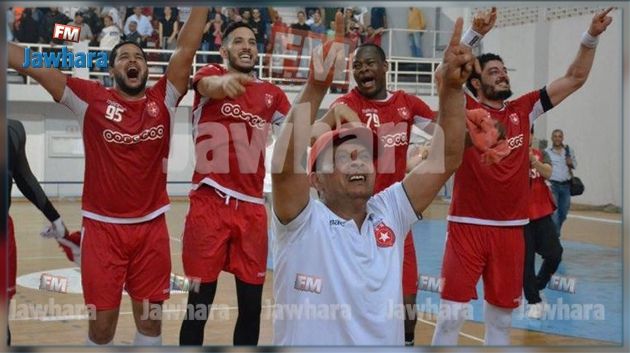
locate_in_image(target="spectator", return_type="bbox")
[145,18,162,61]
[124,20,143,46]
[524,133,563,319]
[251,8,267,53]
[291,10,310,32]
[310,10,326,35]
[124,7,152,37]
[370,7,387,31]
[98,14,121,87]
[82,8,104,45]
[159,6,179,50]
[178,6,191,23]
[39,7,71,44]
[304,7,318,25]
[67,11,94,44]
[364,25,384,47]
[14,9,39,43]
[346,20,363,47]
[240,8,251,24]
[225,8,239,25]
[545,129,577,236]
[407,7,426,57]
[208,12,226,63]
[101,6,123,29]
[98,14,121,49]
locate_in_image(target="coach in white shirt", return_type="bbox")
[270,16,474,345]
[124,7,153,37]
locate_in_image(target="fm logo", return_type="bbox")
[294,273,322,294]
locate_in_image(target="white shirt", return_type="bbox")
[177,7,191,23]
[272,182,420,345]
[101,7,123,30]
[124,14,153,36]
[99,25,122,49]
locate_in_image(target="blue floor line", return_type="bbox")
[413,220,622,344]
[266,219,622,343]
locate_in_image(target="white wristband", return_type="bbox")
[581,31,598,48]
[461,28,484,48]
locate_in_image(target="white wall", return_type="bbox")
[482,11,622,206]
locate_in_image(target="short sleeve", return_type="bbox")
[409,94,437,127]
[329,95,358,111]
[192,64,226,92]
[513,87,553,126]
[271,88,291,126]
[60,77,103,119]
[272,198,315,243]
[148,75,183,109]
[368,182,421,237]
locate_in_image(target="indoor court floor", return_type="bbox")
[6,197,622,346]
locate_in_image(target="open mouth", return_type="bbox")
[238,53,253,63]
[348,174,366,183]
[360,76,376,89]
[127,66,139,79]
[496,79,509,86]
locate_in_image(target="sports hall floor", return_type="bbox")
[7,197,622,346]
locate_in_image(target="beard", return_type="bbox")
[227,51,255,74]
[113,70,148,96]
[481,81,513,100]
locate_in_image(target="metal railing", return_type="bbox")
[8,42,442,96]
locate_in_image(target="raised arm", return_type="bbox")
[547,7,613,107]
[531,149,552,179]
[165,7,208,95]
[8,42,67,102]
[402,18,474,215]
[272,12,345,224]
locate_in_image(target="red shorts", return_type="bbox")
[81,215,171,310]
[440,222,524,309]
[182,186,267,285]
[8,216,16,300]
[402,232,418,296]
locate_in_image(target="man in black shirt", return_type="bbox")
[290,10,310,32]
[6,119,70,345]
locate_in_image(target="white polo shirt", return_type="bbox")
[272,182,420,345]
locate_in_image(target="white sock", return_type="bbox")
[133,331,162,346]
[431,299,469,345]
[86,337,112,345]
[483,301,512,345]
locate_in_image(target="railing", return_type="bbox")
[8,42,442,96]
[383,27,454,60]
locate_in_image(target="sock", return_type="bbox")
[431,299,469,345]
[233,278,264,345]
[483,301,512,345]
[133,331,161,346]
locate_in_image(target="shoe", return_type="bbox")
[527,302,544,320]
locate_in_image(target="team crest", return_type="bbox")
[374,222,395,248]
[509,113,519,125]
[265,94,274,108]
[398,107,410,120]
[146,101,160,118]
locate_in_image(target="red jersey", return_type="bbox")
[448,88,552,226]
[60,76,182,223]
[192,64,291,203]
[331,89,436,193]
[529,148,556,220]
